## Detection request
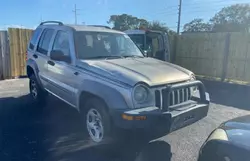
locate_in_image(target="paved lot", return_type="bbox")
[0,78,250,161]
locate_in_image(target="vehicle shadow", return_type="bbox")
[201,79,250,111]
[0,94,172,161]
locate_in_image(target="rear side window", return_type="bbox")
[29,28,42,50]
[37,29,54,55]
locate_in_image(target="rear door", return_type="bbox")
[33,28,55,88]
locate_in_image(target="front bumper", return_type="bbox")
[112,100,209,130]
[111,80,210,135]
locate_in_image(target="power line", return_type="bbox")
[158,3,245,16]
[157,0,231,10]
[153,1,249,16]
[181,0,248,8]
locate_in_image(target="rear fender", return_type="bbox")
[26,59,43,87]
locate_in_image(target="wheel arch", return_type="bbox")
[78,91,109,113]
[77,80,130,113]
[26,59,43,87]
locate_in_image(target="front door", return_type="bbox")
[46,30,77,107]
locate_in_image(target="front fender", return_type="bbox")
[77,80,132,111]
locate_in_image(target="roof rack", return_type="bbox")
[88,25,111,29]
[40,21,63,26]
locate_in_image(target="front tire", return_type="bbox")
[82,98,112,144]
[29,74,47,106]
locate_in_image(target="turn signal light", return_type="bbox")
[122,114,147,121]
[122,114,133,121]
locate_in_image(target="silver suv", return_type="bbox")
[26,21,210,144]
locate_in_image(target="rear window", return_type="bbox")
[29,28,42,50]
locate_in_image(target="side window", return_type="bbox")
[86,35,93,47]
[29,28,42,50]
[37,29,54,55]
[52,31,70,56]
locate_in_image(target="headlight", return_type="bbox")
[190,73,196,81]
[133,84,148,103]
[190,73,197,94]
[207,128,228,141]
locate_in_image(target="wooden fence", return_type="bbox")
[8,28,33,78]
[1,28,250,83]
[0,28,32,80]
[175,32,250,82]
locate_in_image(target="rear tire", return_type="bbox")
[81,98,112,144]
[29,74,47,106]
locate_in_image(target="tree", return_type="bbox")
[183,19,212,32]
[147,21,176,36]
[210,4,250,32]
[107,14,149,31]
[147,21,168,32]
[107,14,176,34]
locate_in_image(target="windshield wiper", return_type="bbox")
[87,55,125,60]
[123,55,144,58]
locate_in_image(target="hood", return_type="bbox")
[220,115,250,148]
[77,57,192,86]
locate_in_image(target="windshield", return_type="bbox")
[128,34,145,50]
[75,31,143,59]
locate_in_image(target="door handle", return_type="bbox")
[74,72,79,76]
[47,60,55,66]
[33,54,38,59]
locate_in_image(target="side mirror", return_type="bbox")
[50,50,71,63]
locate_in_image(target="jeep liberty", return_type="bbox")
[26,21,210,143]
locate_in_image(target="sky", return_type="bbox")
[0,0,249,31]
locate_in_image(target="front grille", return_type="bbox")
[155,87,191,110]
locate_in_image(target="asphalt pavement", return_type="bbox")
[0,78,249,161]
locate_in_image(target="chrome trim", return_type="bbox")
[45,88,77,108]
[182,89,185,102]
[154,85,192,109]
[172,91,175,105]
[186,88,189,100]
[159,89,163,108]
[177,90,180,104]
[42,75,78,94]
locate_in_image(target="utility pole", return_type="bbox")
[40,15,43,23]
[173,0,182,63]
[72,4,80,25]
[177,0,182,34]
